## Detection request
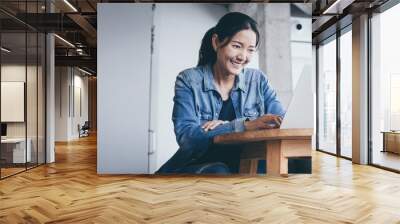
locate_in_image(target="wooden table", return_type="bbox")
[214,128,313,176]
[381,131,400,154]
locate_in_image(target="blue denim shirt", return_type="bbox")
[157,64,285,173]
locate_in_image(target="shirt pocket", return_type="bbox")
[199,110,213,122]
[243,101,262,119]
[243,107,259,119]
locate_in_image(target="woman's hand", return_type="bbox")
[244,114,283,131]
[202,120,228,132]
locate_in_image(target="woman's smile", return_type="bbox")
[230,61,240,70]
[230,59,243,68]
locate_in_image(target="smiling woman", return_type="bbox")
[156,12,285,175]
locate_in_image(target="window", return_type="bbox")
[0,1,47,179]
[339,29,352,158]
[370,2,400,171]
[317,36,337,155]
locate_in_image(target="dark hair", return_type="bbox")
[197,12,260,67]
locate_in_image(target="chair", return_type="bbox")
[78,121,90,138]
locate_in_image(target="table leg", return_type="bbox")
[266,140,287,176]
[239,159,258,175]
[239,142,266,175]
[279,139,311,176]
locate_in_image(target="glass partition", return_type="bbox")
[339,28,352,158]
[38,32,45,165]
[0,1,46,179]
[1,31,28,177]
[27,30,38,169]
[371,3,400,171]
[317,36,337,155]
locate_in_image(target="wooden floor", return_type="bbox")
[1,163,46,178]
[1,167,26,178]
[372,150,400,171]
[1,135,400,223]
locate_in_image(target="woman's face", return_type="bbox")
[213,29,257,76]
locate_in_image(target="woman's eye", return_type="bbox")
[232,45,241,49]
[248,49,255,53]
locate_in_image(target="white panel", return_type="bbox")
[1,82,25,122]
[98,4,152,173]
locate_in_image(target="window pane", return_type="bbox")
[0,1,46,178]
[371,3,400,171]
[27,31,38,169]
[38,32,45,165]
[1,31,27,178]
[318,37,337,154]
[340,29,352,158]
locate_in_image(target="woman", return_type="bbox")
[156,12,285,174]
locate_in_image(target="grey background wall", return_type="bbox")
[97,4,152,174]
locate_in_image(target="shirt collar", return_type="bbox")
[202,64,246,93]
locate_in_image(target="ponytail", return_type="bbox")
[197,27,216,67]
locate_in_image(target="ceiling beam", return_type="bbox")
[67,13,97,46]
[55,55,96,69]
[322,0,356,14]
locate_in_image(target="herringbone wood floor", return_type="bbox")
[1,134,400,223]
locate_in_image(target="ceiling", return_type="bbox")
[0,0,391,75]
[311,0,389,43]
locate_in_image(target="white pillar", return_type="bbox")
[229,3,258,18]
[352,14,369,164]
[54,67,74,141]
[45,0,56,163]
[46,33,55,163]
[229,3,293,109]
[258,4,292,109]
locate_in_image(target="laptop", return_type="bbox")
[280,65,314,129]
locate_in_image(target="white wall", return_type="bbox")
[1,66,26,127]
[71,73,89,138]
[55,67,89,141]
[151,4,228,171]
[55,67,69,141]
[290,16,312,91]
[1,64,47,163]
[1,65,38,138]
[289,15,314,145]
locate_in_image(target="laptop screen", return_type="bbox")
[280,65,314,129]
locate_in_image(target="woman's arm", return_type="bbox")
[172,73,246,157]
